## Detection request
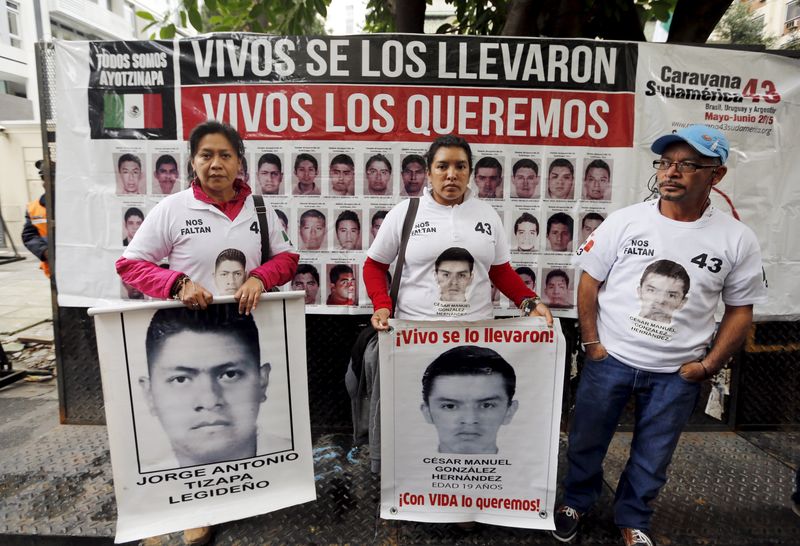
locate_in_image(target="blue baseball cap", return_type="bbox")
[651,125,729,164]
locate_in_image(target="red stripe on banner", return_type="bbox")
[181,84,634,146]
[143,93,163,128]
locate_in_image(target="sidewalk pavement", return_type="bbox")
[0,257,798,545]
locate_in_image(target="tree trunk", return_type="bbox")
[394,0,426,33]
[501,0,539,37]
[668,0,733,43]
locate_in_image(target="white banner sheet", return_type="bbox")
[89,293,314,542]
[379,317,566,528]
[55,36,800,319]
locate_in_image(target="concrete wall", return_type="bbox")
[0,121,43,252]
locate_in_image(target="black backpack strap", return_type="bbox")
[252,194,270,264]
[389,197,419,317]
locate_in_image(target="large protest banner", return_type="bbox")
[89,293,314,542]
[55,35,800,319]
[379,317,565,528]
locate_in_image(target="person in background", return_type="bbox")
[22,160,50,277]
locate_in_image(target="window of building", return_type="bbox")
[788,0,800,22]
[6,0,21,48]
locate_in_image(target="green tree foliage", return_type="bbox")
[138,0,329,38]
[714,1,776,47]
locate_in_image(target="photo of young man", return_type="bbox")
[292,264,321,305]
[420,345,519,455]
[257,153,283,195]
[513,213,539,252]
[299,209,326,251]
[329,154,355,196]
[511,158,539,199]
[582,159,612,201]
[293,153,320,195]
[637,260,690,324]
[543,268,573,308]
[580,212,605,245]
[434,247,474,303]
[213,248,247,296]
[370,210,388,244]
[116,153,144,195]
[334,210,362,251]
[400,154,426,196]
[474,157,503,199]
[123,207,144,246]
[365,154,392,196]
[546,212,574,252]
[138,304,276,467]
[327,264,357,305]
[546,158,575,200]
[153,154,179,195]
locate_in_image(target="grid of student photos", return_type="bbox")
[114,138,617,314]
[475,146,615,315]
[115,143,186,300]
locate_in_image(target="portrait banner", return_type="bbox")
[88,293,314,543]
[55,35,800,319]
[379,317,566,529]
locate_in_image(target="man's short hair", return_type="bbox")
[295,263,320,284]
[330,153,354,169]
[294,153,318,172]
[145,304,259,372]
[258,153,281,171]
[300,209,325,225]
[425,135,473,173]
[584,158,610,178]
[512,158,538,176]
[515,266,536,281]
[329,264,354,284]
[371,210,388,226]
[421,346,516,405]
[639,259,690,298]
[435,247,474,273]
[274,209,288,227]
[475,156,502,176]
[335,209,360,230]
[402,154,426,170]
[366,153,392,172]
[546,269,570,288]
[155,154,178,171]
[215,248,246,269]
[547,212,573,235]
[549,158,574,176]
[582,212,605,228]
[124,207,144,222]
[514,212,539,233]
[118,153,142,170]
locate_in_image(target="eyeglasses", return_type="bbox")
[652,159,718,173]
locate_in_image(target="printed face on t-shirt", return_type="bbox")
[435,260,473,302]
[420,374,518,454]
[637,273,688,324]
[140,330,269,466]
[214,259,246,295]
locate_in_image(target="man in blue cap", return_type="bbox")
[552,125,766,546]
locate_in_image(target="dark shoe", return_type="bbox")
[621,527,655,546]
[551,505,581,542]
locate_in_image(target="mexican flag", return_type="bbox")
[103,92,163,129]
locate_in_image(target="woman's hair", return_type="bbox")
[424,135,473,173]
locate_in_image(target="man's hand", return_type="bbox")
[585,342,608,362]
[678,360,707,383]
[236,277,265,315]
[180,280,213,311]
[371,308,391,331]
[527,302,554,328]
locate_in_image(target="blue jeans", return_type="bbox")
[562,354,700,530]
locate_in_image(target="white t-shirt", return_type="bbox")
[368,187,510,320]
[573,200,766,372]
[123,189,293,296]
